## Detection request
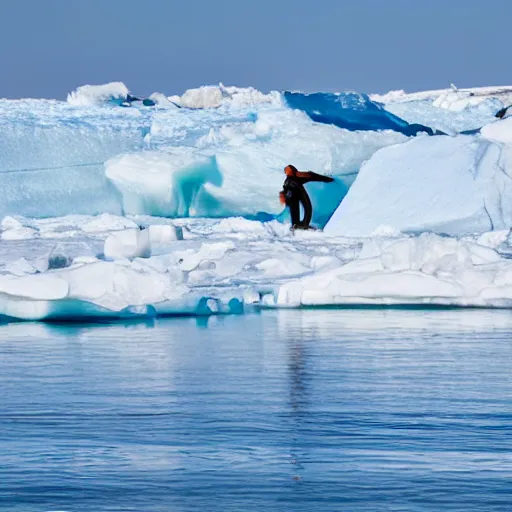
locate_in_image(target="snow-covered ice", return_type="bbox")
[1,215,512,320]
[372,85,512,134]
[1,81,512,320]
[325,133,512,236]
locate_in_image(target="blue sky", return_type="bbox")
[1,0,510,99]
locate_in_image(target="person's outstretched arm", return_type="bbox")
[294,171,334,183]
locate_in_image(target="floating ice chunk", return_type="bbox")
[219,84,279,107]
[284,90,434,136]
[0,274,68,300]
[4,213,512,319]
[1,228,38,241]
[370,89,409,103]
[255,258,309,278]
[148,224,183,243]
[272,231,512,308]
[211,217,291,239]
[5,258,38,276]
[104,228,151,260]
[2,216,24,230]
[58,261,187,312]
[42,242,97,271]
[1,216,39,240]
[48,251,72,270]
[67,82,130,106]
[177,241,235,272]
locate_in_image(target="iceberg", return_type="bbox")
[11,81,509,225]
[0,84,409,222]
[325,133,512,237]
[2,81,512,320]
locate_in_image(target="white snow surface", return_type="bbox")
[1,214,512,320]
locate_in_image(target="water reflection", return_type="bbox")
[1,308,512,511]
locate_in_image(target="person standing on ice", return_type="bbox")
[279,165,334,230]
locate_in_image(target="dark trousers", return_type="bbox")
[287,191,312,228]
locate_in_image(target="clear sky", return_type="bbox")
[1,0,510,99]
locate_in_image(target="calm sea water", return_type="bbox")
[0,309,511,512]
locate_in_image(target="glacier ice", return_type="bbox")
[325,133,512,237]
[284,91,436,136]
[105,108,406,225]
[105,150,225,218]
[0,85,410,223]
[2,82,512,320]
[6,81,506,225]
[0,98,151,218]
[103,224,183,260]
